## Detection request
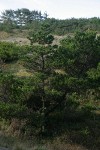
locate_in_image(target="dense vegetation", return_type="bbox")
[0,9,100,150]
[0,8,100,35]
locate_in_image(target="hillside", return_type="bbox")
[0,14,100,150]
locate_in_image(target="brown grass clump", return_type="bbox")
[0,31,9,39]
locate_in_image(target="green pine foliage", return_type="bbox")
[0,22,100,139]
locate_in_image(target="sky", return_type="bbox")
[0,0,100,19]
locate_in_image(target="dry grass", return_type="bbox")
[55,69,66,75]
[0,133,89,150]
[0,37,30,45]
[0,119,90,150]
[0,31,9,40]
[0,120,89,150]
[15,68,32,77]
[3,61,32,77]
[0,31,67,46]
[0,116,99,150]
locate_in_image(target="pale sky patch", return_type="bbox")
[0,0,100,19]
